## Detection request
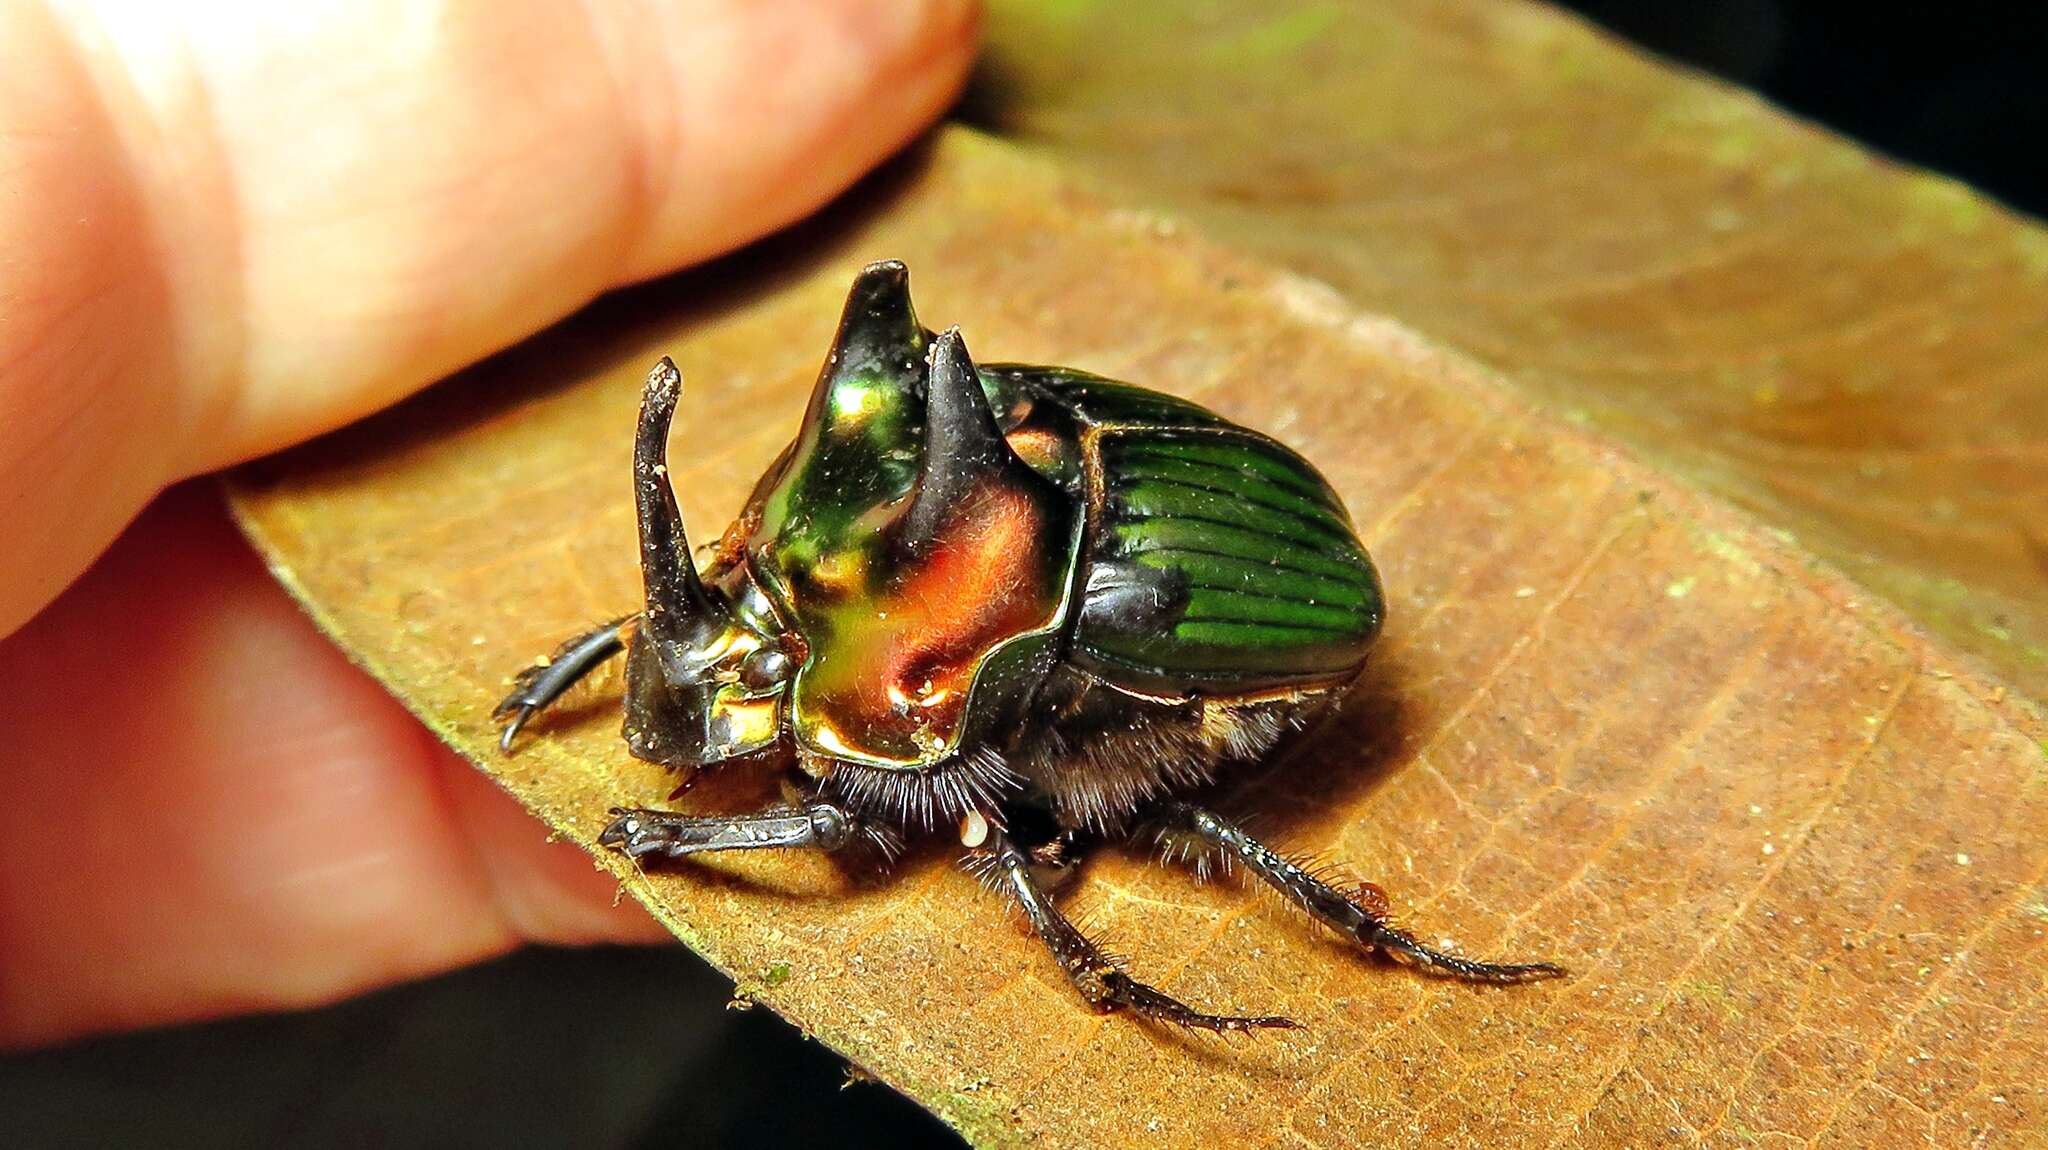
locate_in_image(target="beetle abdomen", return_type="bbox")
[993,367,1384,694]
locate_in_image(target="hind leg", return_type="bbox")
[977,826,1296,1033]
[1154,801,1565,984]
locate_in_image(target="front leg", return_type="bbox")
[981,828,1296,1033]
[1155,801,1565,985]
[601,801,857,861]
[493,615,636,751]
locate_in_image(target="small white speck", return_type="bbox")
[1762,843,1777,856]
[958,810,990,849]
[1993,1095,2008,1104]
[1514,586,1537,599]
[1955,853,1971,866]
[1749,804,1763,816]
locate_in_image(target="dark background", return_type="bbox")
[5,6,2039,1149]
[1567,1,2047,218]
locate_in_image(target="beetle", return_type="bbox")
[494,261,1563,1031]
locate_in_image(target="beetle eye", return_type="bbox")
[737,646,792,690]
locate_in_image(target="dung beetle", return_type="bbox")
[495,262,1562,1030]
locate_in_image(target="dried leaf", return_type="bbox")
[971,0,2048,701]
[230,131,2048,1148]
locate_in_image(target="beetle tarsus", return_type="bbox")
[1156,801,1567,986]
[492,615,635,752]
[1367,925,1566,984]
[1094,970,1299,1034]
[984,827,1296,1033]
[497,706,534,753]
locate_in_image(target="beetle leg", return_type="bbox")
[600,801,859,861]
[1156,802,1566,986]
[493,615,637,752]
[981,828,1296,1033]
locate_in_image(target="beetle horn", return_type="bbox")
[896,327,1029,556]
[801,260,927,431]
[634,358,722,641]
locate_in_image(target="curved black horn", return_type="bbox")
[635,358,714,641]
[801,260,926,428]
[897,328,1025,555]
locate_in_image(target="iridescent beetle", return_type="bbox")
[495,262,1562,1030]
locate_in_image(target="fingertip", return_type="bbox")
[433,751,671,948]
[212,0,985,462]
[0,487,656,1047]
[594,0,984,283]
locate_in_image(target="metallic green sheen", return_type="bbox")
[738,275,1080,769]
[985,367,1385,692]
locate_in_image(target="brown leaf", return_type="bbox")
[229,132,2048,1148]
[970,0,2048,702]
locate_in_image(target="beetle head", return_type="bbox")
[614,257,938,770]
[619,358,795,767]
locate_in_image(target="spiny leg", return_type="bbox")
[1157,801,1565,985]
[981,827,1297,1033]
[493,615,636,751]
[601,801,858,861]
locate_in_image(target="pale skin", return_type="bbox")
[0,0,980,1049]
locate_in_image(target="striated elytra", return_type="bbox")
[493,261,1562,1031]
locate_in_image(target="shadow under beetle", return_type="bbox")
[495,261,1563,1030]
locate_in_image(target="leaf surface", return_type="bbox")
[230,130,2048,1148]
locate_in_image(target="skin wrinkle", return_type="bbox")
[413,715,532,945]
[48,2,249,473]
[424,719,666,947]
[573,0,668,296]
[0,1,184,637]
